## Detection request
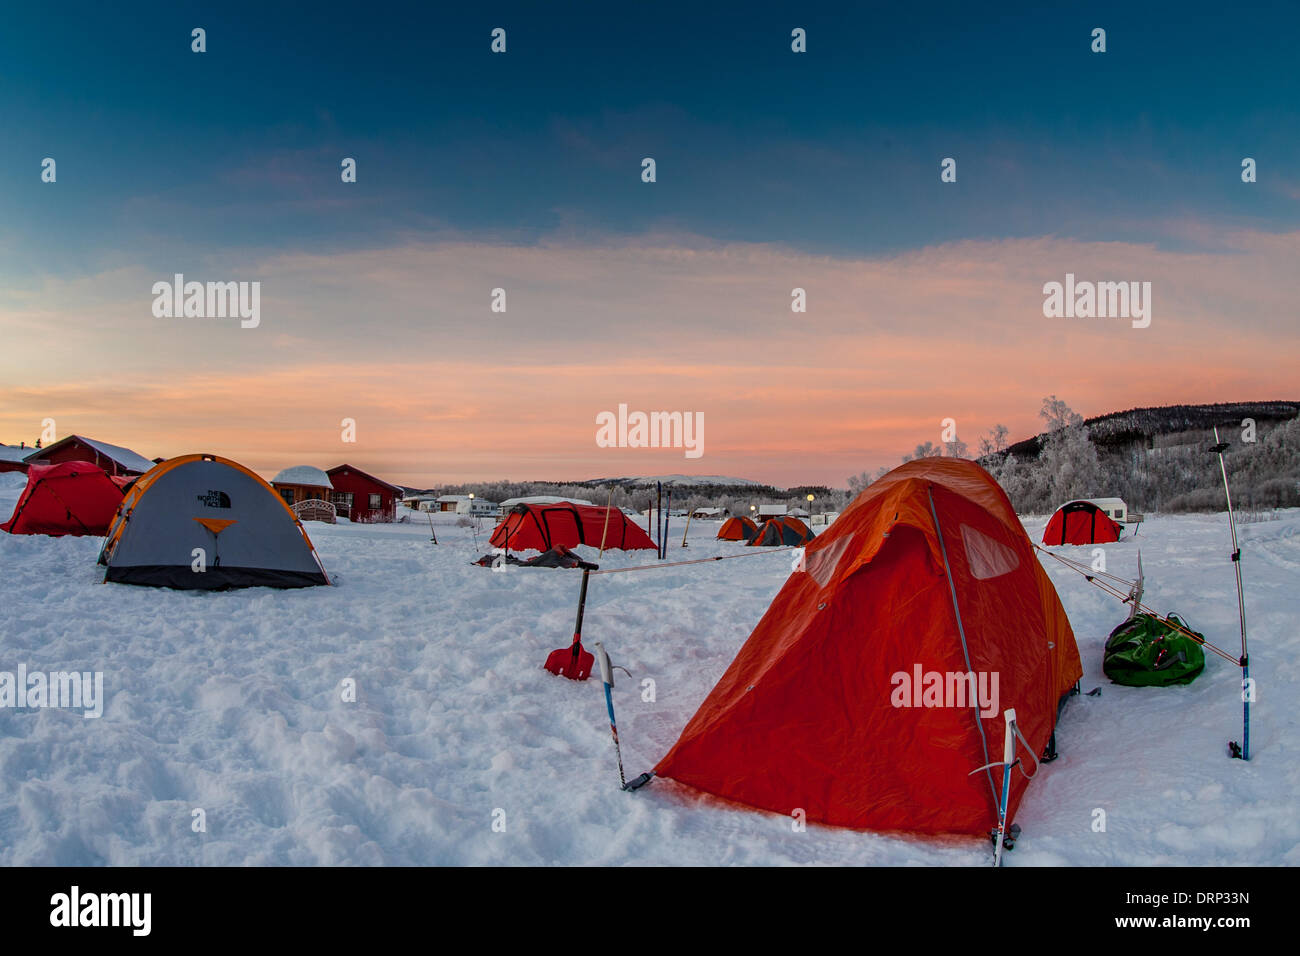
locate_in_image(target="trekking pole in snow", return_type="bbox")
[1209,426,1250,760]
[594,642,627,788]
[656,482,663,559]
[969,708,1021,867]
[681,507,693,547]
[992,708,1017,867]
[426,511,438,544]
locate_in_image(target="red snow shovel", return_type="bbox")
[544,564,598,680]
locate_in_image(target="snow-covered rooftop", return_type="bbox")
[499,495,593,509]
[0,446,31,464]
[271,465,334,489]
[78,437,157,474]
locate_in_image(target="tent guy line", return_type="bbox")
[1034,545,1240,664]
[587,547,797,576]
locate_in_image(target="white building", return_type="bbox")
[691,507,725,519]
[758,504,787,520]
[435,495,499,516]
[1086,497,1129,521]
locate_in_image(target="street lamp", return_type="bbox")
[806,493,815,523]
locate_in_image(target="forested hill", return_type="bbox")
[1006,401,1300,459]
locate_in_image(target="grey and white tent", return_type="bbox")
[98,454,330,589]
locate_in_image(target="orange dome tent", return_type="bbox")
[655,458,1081,836]
[747,515,814,546]
[716,516,759,541]
[1042,500,1122,546]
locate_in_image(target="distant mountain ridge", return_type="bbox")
[581,475,766,489]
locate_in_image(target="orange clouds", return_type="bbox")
[1,229,1296,486]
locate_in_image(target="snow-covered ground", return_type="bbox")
[1,470,1296,865]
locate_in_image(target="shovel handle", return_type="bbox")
[572,568,591,638]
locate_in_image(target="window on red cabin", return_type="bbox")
[369,493,381,510]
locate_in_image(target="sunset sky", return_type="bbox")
[2,2,1297,488]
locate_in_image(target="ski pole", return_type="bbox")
[681,507,693,547]
[1210,426,1250,760]
[594,642,626,788]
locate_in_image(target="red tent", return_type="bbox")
[716,516,758,541]
[489,502,657,552]
[1,461,126,536]
[655,458,1081,835]
[1042,500,1122,546]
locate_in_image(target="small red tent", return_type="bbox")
[1042,500,1122,546]
[1,461,126,536]
[655,458,1081,835]
[716,516,759,541]
[489,502,657,552]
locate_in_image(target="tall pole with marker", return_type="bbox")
[1210,426,1250,760]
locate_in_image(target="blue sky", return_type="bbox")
[1,2,1297,485]
[3,0,1297,278]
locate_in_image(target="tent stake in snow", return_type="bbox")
[594,642,627,788]
[1210,426,1250,760]
[544,563,598,680]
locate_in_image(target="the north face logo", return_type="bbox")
[196,490,231,509]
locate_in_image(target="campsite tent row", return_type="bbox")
[715,514,815,546]
[6,449,1091,841]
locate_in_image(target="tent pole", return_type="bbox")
[598,487,613,558]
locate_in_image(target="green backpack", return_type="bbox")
[1103,612,1207,686]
